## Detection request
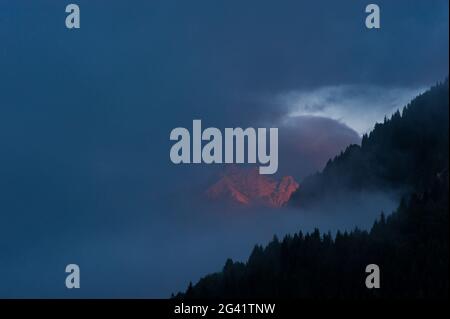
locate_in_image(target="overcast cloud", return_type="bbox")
[0,0,448,297]
[279,85,426,136]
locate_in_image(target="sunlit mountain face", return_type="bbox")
[206,167,299,207]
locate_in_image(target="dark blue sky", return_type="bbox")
[0,0,448,297]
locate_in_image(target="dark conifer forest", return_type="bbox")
[177,79,449,299]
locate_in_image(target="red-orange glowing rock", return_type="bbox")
[206,167,299,207]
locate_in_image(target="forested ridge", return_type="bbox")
[293,79,449,205]
[177,80,449,299]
